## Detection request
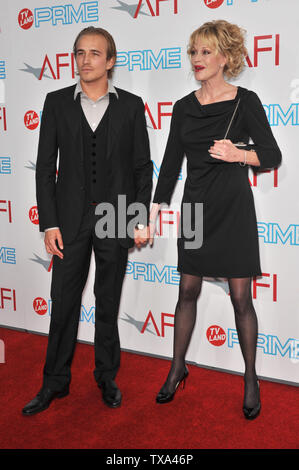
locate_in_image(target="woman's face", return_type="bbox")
[190,36,226,82]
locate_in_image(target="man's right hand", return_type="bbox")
[44,228,64,259]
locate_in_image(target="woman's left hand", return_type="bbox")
[208,139,240,163]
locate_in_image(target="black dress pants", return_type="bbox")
[42,205,128,391]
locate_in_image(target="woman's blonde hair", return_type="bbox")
[187,20,247,79]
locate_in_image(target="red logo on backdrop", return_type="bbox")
[204,0,224,8]
[29,206,39,225]
[24,110,39,130]
[18,9,34,29]
[206,325,226,346]
[33,297,48,315]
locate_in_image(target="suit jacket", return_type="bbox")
[36,84,153,248]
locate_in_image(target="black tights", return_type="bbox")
[161,274,259,408]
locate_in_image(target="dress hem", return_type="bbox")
[177,266,262,279]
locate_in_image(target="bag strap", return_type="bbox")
[223,98,240,140]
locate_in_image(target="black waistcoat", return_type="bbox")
[81,105,109,207]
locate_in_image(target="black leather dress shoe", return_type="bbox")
[22,386,69,416]
[98,380,122,408]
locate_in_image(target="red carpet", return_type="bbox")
[0,326,298,450]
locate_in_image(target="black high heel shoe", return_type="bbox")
[243,380,261,420]
[156,366,189,404]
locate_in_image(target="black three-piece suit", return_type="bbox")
[36,84,152,391]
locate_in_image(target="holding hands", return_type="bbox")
[134,226,150,249]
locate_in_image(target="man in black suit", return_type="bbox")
[22,27,152,415]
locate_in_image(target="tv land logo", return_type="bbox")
[204,0,258,7]
[29,206,39,225]
[111,0,178,18]
[206,325,226,346]
[24,110,39,130]
[18,2,98,29]
[204,0,224,8]
[18,9,34,29]
[33,297,48,315]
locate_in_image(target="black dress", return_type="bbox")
[153,86,282,278]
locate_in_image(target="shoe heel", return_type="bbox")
[243,380,261,420]
[179,367,189,390]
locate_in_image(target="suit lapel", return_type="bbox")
[106,91,125,160]
[64,87,84,163]
[66,89,83,138]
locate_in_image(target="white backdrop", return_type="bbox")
[1,0,299,385]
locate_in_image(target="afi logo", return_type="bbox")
[206,325,226,346]
[246,35,280,68]
[134,0,178,17]
[33,297,48,315]
[29,206,39,225]
[18,8,34,29]
[24,110,39,130]
[249,168,278,188]
[253,273,278,302]
[115,0,178,18]
[0,107,7,131]
[0,200,12,223]
[39,53,75,80]
[141,310,174,337]
[0,288,16,311]
[204,0,224,8]
[145,101,173,130]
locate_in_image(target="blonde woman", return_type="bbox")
[150,20,281,419]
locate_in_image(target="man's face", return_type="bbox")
[75,34,115,83]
